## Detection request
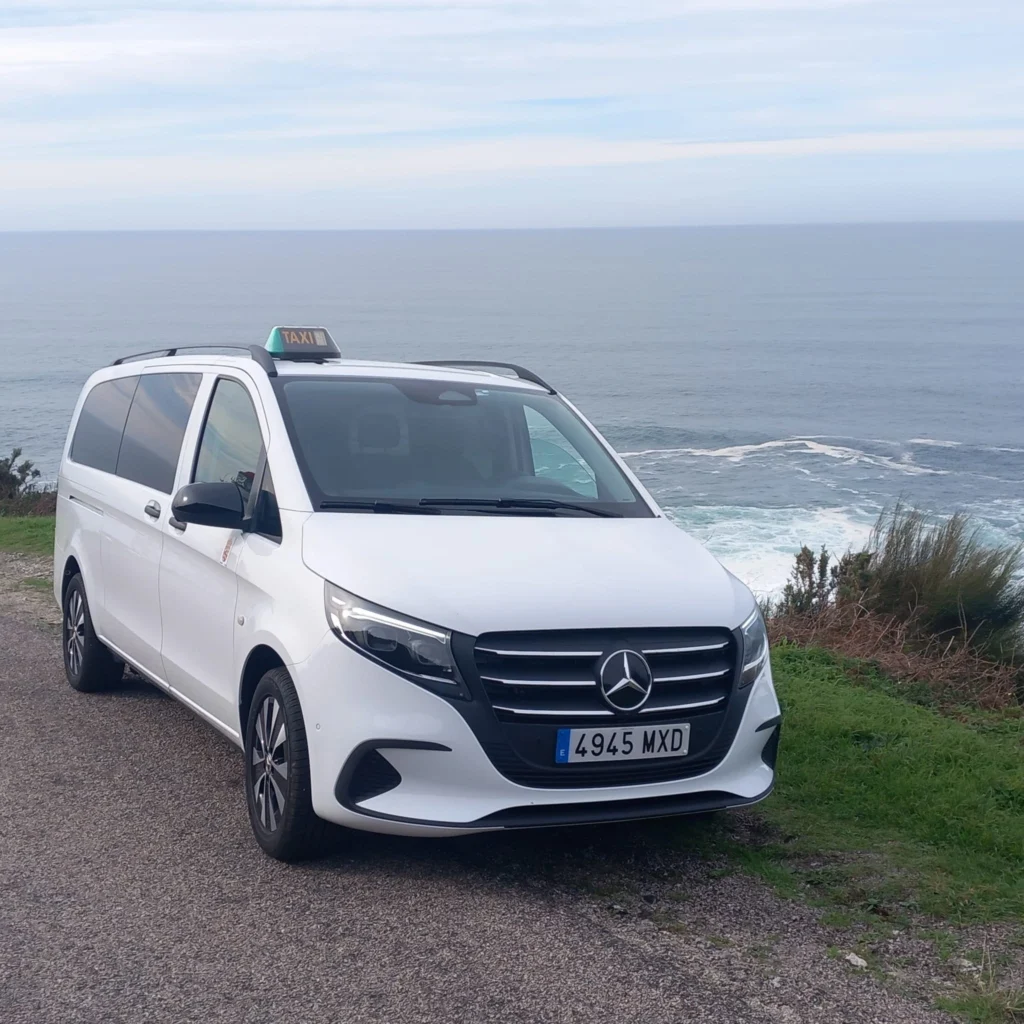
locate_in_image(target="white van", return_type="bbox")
[54,328,780,860]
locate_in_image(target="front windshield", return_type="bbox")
[276,377,652,517]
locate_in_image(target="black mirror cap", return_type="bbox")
[172,481,245,529]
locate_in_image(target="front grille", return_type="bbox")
[462,627,743,789]
[474,627,737,723]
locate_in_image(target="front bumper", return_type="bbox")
[295,629,782,837]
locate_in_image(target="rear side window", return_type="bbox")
[70,376,139,473]
[116,373,202,493]
[193,378,264,500]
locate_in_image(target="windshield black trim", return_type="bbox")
[271,374,655,519]
[419,497,620,517]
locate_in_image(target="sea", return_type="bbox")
[1,224,1022,595]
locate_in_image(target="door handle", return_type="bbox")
[144,500,161,519]
[168,517,186,532]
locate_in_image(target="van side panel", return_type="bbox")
[54,373,110,614]
[54,470,109,617]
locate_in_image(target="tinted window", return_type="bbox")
[116,373,201,493]
[193,379,264,502]
[276,378,649,516]
[70,376,138,473]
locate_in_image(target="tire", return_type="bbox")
[62,574,125,693]
[244,667,326,861]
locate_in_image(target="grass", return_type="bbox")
[0,515,55,557]
[19,576,52,590]
[751,644,1024,924]
[685,645,1024,1020]
[936,993,1024,1024]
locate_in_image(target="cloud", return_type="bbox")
[5,130,1022,194]
[1,0,1022,226]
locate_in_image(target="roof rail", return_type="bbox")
[415,360,555,394]
[111,344,277,377]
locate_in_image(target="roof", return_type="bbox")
[107,351,551,393]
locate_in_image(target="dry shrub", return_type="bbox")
[0,489,57,516]
[766,504,1024,709]
[769,603,1022,712]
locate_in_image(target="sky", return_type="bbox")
[2,0,1023,229]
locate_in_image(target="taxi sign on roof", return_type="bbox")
[265,326,340,360]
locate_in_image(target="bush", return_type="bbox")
[0,449,56,516]
[774,503,1023,661]
[767,504,1024,706]
[0,448,40,500]
[868,502,1024,661]
[776,546,872,617]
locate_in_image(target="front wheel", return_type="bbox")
[244,667,325,861]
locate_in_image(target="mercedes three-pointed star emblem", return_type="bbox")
[597,649,654,713]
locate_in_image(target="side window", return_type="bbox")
[524,407,598,498]
[253,466,282,540]
[193,378,264,503]
[69,376,139,473]
[115,373,202,493]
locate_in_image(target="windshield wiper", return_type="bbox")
[418,497,620,518]
[319,500,440,515]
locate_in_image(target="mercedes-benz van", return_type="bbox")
[54,327,780,860]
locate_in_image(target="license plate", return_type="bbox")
[555,722,691,764]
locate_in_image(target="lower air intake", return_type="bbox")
[347,749,402,804]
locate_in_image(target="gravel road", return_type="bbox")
[0,572,950,1024]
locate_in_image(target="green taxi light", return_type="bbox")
[265,326,340,360]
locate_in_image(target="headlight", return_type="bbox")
[740,607,769,687]
[324,581,468,698]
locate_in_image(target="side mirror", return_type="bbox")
[171,481,245,530]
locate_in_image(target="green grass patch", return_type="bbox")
[936,989,1024,1023]
[743,645,1024,924]
[19,576,52,590]
[0,516,55,556]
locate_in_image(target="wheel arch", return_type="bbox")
[238,644,288,737]
[61,555,82,599]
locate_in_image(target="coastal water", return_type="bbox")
[1,225,1022,593]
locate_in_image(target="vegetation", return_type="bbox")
[752,645,1023,924]
[0,516,55,556]
[769,504,1024,710]
[756,506,1024,1020]
[868,504,1024,661]
[0,448,56,516]
[0,447,40,498]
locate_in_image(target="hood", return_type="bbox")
[302,513,754,637]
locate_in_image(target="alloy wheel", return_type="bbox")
[65,590,85,677]
[250,696,289,831]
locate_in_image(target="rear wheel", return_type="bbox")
[62,574,124,692]
[244,667,325,861]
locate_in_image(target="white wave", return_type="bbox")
[665,504,877,597]
[622,437,947,476]
[908,438,962,448]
